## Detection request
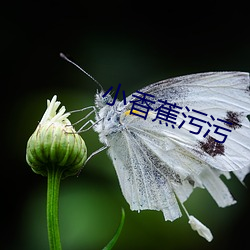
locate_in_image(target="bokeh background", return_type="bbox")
[2,1,250,250]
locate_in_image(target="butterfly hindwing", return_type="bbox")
[107,112,236,221]
[107,120,182,221]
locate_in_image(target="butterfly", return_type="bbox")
[61,55,250,241]
[91,71,250,241]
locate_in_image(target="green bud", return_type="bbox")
[26,95,87,178]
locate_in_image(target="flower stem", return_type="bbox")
[47,165,63,250]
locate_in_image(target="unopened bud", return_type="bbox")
[26,95,87,178]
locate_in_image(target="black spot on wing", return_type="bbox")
[199,136,225,157]
[224,111,243,129]
[246,84,250,94]
[186,177,195,186]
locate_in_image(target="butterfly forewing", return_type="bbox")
[123,72,250,172]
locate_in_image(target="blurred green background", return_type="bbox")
[2,2,250,250]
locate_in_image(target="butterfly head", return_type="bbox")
[94,90,113,110]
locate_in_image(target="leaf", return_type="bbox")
[102,208,125,250]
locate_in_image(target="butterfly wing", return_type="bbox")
[107,112,236,221]
[124,72,250,173]
[105,72,249,221]
[106,117,183,221]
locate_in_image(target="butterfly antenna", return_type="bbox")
[60,53,104,91]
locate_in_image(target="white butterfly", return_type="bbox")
[61,54,250,242]
[90,72,250,241]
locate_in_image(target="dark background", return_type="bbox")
[2,1,250,250]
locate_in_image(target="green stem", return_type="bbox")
[47,165,63,250]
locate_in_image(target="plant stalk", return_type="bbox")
[47,165,63,250]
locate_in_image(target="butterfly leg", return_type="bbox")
[85,145,108,165]
[70,105,96,114]
[77,145,108,176]
[68,106,103,132]
[77,118,104,133]
[70,106,96,126]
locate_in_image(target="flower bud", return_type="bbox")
[26,95,87,178]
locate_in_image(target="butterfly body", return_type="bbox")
[94,93,125,144]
